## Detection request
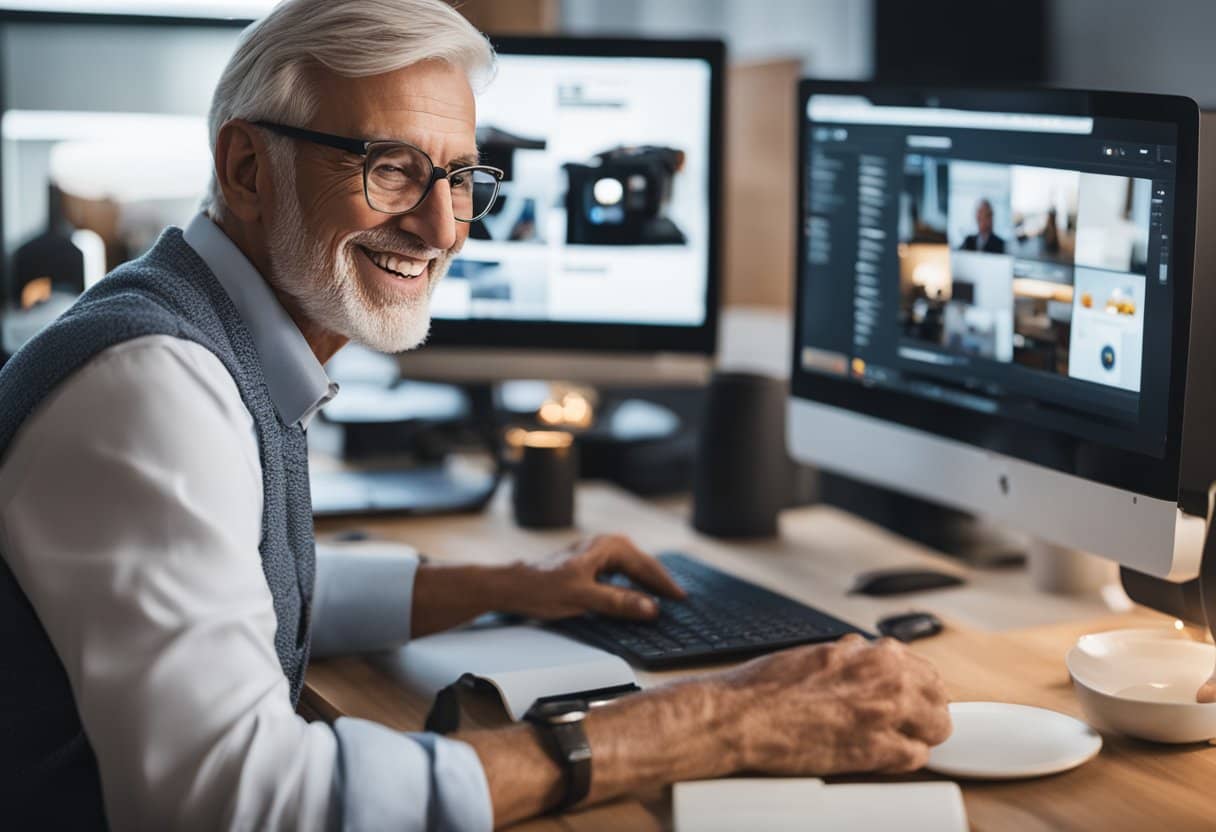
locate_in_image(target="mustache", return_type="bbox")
[346,229,446,260]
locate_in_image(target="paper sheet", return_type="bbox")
[674,778,968,832]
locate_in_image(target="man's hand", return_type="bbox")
[410,534,684,637]
[715,634,952,775]
[501,534,686,621]
[466,633,952,826]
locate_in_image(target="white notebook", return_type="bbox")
[674,778,968,832]
[378,623,637,720]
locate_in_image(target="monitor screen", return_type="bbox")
[792,84,1198,499]
[424,37,723,355]
[438,51,712,327]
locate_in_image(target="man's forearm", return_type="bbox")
[458,677,741,828]
[410,561,527,637]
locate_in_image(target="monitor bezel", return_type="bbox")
[425,35,725,356]
[790,80,1200,502]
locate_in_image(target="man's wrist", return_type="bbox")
[412,561,525,637]
[482,560,532,614]
[679,676,749,777]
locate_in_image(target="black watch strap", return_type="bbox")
[525,703,592,812]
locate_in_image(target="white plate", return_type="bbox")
[926,702,1102,780]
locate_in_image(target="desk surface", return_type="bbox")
[305,482,1216,832]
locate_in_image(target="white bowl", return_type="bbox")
[1066,628,1216,744]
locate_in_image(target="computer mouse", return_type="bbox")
[850,568,965,597]
[877,611,944,643]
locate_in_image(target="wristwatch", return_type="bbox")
[523,698,592,812]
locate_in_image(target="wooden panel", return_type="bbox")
[456,0,559,35]
[722,59,802,309]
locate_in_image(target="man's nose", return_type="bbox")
[398,179,457,252]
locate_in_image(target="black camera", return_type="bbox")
[563,145,687,245]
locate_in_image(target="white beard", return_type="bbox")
[262,155,452,354]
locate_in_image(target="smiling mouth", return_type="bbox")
[358,245,429,280]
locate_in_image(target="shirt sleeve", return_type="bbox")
[0,335,492,832]
[311,541,420,658]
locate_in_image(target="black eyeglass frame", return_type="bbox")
[253,120,504,222]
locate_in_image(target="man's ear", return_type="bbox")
[213,119,272,223]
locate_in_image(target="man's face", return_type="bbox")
[976,202,994,236]
[263,60,477,353]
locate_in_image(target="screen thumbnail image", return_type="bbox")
[1012,276,1075,376]
[898,155,949,244]
[946,161,1014,255]
[1010,166,1079,266]
[899,242,1014,362]
[431,54,712,327]
[1067,267,1146,392]
[1075,173,1152,274]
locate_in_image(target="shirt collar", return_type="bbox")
[182,213,338,429]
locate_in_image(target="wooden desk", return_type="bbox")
[306,483,1216,831]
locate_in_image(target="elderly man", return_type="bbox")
[960,198,1006,253]
[0,1,950,829]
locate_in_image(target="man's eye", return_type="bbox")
[375,165,409,179]
[449,172,470,189]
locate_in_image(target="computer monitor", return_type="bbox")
[788,82,1215,581]
[400,37,725,385]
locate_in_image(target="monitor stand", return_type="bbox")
[818,473,1029,568]
[1025,541,1120,596]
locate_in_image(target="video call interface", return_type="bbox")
[430,53,713,329]
[798,96,1179,457]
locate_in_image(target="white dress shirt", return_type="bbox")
[0,214,492,830]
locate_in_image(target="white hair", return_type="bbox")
[201,0,494,214]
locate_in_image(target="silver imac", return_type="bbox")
[788,83,1215,581]
[399,36,725,386]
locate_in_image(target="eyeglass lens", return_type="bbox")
[365,143,499,221]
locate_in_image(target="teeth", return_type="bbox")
[366,247,427,279]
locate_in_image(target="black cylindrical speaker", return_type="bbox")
[692,371,787,538]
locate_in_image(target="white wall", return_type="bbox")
[561,0,874,78]
[1050,0,1216,108]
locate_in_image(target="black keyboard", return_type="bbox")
[549,552,870,669]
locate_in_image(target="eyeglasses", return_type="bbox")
[254,121,504,223]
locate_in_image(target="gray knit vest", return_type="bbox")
[0,227,316,827]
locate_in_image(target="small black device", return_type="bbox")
[850,568,965,597]
[549,552,869,669]
[692,371,791,538]
[523,698,592,812]
[877,611,944,643]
